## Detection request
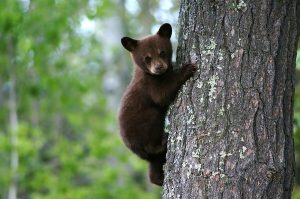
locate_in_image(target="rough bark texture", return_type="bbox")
[163,0,299,198]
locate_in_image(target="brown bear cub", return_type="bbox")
[118,23,196,186]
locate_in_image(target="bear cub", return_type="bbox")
[118,23,196,186]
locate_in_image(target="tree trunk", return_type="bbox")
[7,36,18,199]
[163,1,299,198]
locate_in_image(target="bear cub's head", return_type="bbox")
[121,23,173,75]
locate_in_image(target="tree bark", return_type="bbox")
[163,0,299,198]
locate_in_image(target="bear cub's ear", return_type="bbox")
[121,37,138,52]
[157,23,172,39]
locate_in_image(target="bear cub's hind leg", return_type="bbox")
[149,153,166,186]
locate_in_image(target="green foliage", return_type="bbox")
[293,186,300,199]
[293,47,300,198]
[0,0,162,198]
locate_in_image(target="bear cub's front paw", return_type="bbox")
[182,63,197,78]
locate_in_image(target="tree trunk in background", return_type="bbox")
[163,0,299,198]
[7,36,18,199]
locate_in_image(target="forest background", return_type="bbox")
[0,0,299,199]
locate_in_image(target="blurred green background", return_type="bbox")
[0,0,299,199]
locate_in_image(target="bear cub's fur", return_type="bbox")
[118,23,196,186]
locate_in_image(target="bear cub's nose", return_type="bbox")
[156,65,164,71]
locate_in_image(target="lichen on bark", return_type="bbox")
[163,0,299,198]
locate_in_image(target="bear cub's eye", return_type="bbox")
[144,56,152,64]
[159,51,166,58]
